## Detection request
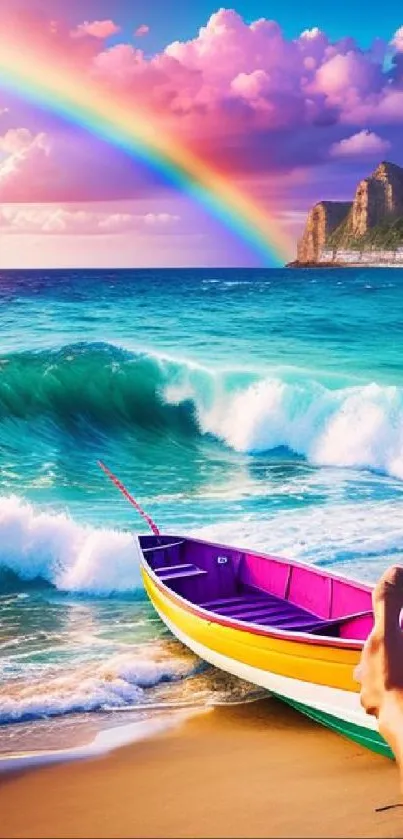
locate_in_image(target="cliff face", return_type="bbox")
[351,162,403,236]
[297,201,352,263]
[296,161,403,263]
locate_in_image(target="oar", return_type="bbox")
[97,460,161,537]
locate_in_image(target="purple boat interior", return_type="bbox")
[139,535,374,641]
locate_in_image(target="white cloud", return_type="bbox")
[391,26,403,52]
[299,27,323,40]
[329,130,391,158]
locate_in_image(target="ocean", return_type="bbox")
[1,266,403,764]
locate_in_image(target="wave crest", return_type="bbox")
[0,496,138,594]
[0,343,202,438]
[1,341,403,479]
[201,378,403,479]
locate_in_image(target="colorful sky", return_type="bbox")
[1,0,403,268]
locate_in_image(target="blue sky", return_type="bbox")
[11,0,403,50]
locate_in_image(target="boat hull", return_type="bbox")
[142,564,391,758]
[283,697,391,757]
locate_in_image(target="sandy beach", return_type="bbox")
[1,698,402,839]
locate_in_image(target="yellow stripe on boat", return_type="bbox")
[142,566,361,693]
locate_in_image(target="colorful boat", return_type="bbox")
[138,533,392,758]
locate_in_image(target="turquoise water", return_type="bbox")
[1,267,403,755]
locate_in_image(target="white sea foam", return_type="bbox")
[1,489,403,598]
[193,499,403,582]
[0,496,137,594]
[191,378,403,480]
[1,492,402,732]
[119,344,403,479]
[5,339,401,480]
[0,647,200,725]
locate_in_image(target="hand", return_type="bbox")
[355,565,403,779]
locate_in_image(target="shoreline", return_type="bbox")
[286,261,403,268]
[0,695,264,773]
[1,698,402,839]
[0,707,199,774]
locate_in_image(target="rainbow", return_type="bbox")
[0,41,294,265]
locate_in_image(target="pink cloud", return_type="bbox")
[330,130,391,158]
[88,8,396,143]
[0,205,181,235]
[135,25,150,38]
[92,44,144,83]
[313,52,382,104]
[1,6,403,208]
[0,8,105,75]
[72,19,120,40]
[338,89,403,125]
[1,6,397,145]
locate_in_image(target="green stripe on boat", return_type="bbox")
[278,694,393,759]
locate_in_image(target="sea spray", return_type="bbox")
[198,378,403,478]
[0,496,138,594]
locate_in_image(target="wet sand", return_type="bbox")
[0,698,402,839]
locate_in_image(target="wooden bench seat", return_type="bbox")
[154,563,207,582]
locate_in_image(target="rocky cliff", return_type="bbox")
[296,161,403,264]
[350,162,403,237]
[297,201,352,263]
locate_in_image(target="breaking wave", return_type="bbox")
[1,341,403,478]
[1,492,403,595]
[202,377,403,480]
[0,495,138,594]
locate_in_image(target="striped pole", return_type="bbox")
[98,460,161,537]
